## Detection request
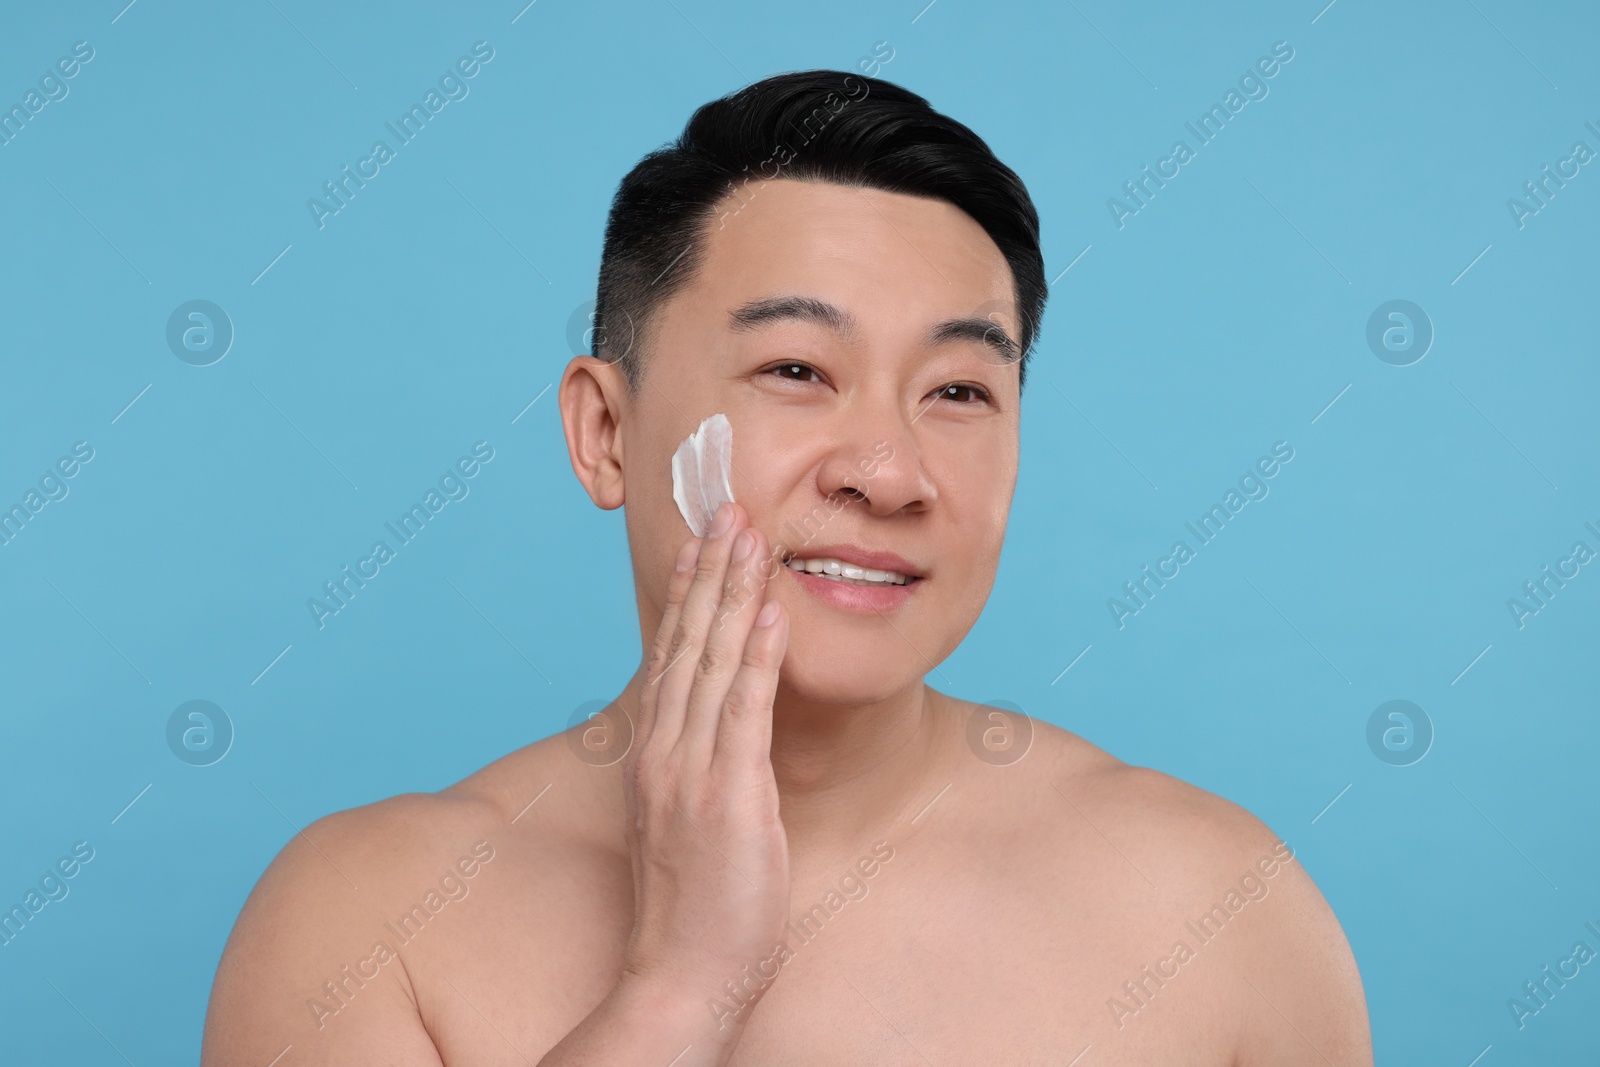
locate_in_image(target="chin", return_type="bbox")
[776,627,926,708]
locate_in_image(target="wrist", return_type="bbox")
[538,967,751,1067]
[616,961,768,1037]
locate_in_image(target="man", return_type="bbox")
[203,69,1372,1065]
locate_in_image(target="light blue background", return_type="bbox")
[1,0,1596,1063]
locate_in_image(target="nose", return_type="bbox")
[815,397,937,517]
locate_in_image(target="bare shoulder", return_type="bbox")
[1011,719,1276,877]
[201,731,599,1067]
[1027,721,1373,1065]
[1040,726,1281,866]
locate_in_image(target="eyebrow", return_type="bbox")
[726,294,1020,363]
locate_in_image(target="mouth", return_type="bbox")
[775,544,925,612]
[781,556,913,587]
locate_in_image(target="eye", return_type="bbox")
[930,382,991,405]
[766,361,824,383]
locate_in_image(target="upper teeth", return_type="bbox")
[784,556,910,586]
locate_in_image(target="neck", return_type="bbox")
[610,668,957,862]
[767,681,954,858]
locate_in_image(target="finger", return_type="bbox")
[634,534,703,752]
[649,501,745,752]
[710,598,788,775]
[678,521,776,760]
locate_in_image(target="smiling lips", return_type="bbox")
[777,544,924,612]
[784,556,909,586]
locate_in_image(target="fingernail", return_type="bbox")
[732,529,755,562]
[755,601,780,628]
[675,538,702,572]
[709,502,735,537]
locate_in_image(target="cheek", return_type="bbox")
[942,441,1015,541]
[929,452,1013,634]
[728,428,814,530]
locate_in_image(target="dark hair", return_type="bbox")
[591,68,1046,392]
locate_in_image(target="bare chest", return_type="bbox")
[415,841,1240,1066]
[726,858,1237,1065]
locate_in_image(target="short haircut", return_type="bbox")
[591,69,1047,393]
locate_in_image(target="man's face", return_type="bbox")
[618,178,1021,705]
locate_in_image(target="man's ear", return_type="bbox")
[558,355,628,510]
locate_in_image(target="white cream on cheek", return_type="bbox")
[670,412,735,536]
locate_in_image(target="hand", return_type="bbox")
[619,501,792,1027]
